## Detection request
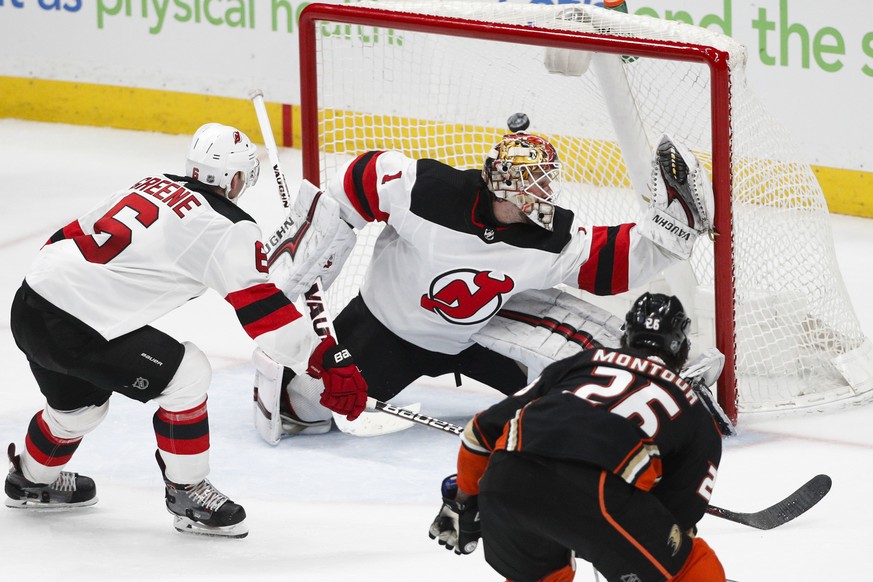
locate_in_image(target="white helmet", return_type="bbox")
[483,133,562,230]
[185,123,260,200]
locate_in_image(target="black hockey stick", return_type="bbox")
[705,474,832,530]
[373,400,832,531]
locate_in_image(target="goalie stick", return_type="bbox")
[250,90,419,437]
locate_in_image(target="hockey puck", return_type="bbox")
[507,112,530,132]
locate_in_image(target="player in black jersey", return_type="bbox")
[429,292,726,582]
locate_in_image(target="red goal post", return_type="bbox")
[298,1,873,423]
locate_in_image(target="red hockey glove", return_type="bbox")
[306,337,368,421]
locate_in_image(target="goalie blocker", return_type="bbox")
[266,179,357,302]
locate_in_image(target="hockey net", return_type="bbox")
[298,0,873,420]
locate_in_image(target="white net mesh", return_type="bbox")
[303,0,873,416]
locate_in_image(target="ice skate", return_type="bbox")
[4,443,97,509]
[156,451,248,538]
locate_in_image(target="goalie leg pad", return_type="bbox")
[254,356,423,440]
[472,288,624,381]
[252,348,287,445]
[267,179,357,301]
[638,134,715,260]
[253,348,332,444]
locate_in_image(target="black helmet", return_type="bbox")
[622,293,691,367]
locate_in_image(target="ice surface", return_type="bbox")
[1,120,872,581]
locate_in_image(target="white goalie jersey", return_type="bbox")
[324,150,679,355]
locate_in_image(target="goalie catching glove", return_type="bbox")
[306,337,367,421]
[428,474,481,555]
[638,134,715,260]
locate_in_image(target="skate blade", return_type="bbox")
[4,496,98,510]
[172,515,249,538]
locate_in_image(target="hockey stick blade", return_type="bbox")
[335,401,421,437]
[706,474,832,530]
[368,398,464,436]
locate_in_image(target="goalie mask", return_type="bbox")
[185,123,260,202]
[622,292,691,368]
[483,133,562,230]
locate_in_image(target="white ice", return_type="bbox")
[1,120,872,581]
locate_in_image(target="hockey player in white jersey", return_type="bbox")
[5,123,367,536]
[266,131,713,437]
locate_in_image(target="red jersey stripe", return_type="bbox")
[611,223,633,293]
[577,226,607,292]
[343,152,389,223]
[225,283,280,310]
[577,225,634,295]
[241,303,303,339]
[225,284,304,339]
[343,153,376,221]
[360,157,389,223]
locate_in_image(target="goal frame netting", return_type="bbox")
[297,1,873,423]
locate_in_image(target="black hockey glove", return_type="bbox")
[428,474,481,555]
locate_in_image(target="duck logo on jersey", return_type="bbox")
[667,524,683,557]
[421,269,514,325]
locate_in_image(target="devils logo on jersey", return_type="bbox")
[420,269,514,325]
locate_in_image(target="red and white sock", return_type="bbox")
[20,410,82,484]
[153,398,210,485]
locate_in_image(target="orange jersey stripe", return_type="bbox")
[598,471,672,579]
